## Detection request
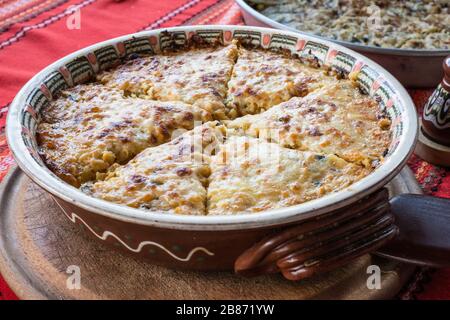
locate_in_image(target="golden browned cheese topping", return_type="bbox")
[208,135,370,215]
[91,122,225,215]
[37,42,392,215]
[226,80,391,168]
[97,42,239,120]
[226,47,337,116]
[37,84,211,187]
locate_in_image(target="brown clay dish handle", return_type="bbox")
[235,189,397,280]
[235,191,450,281]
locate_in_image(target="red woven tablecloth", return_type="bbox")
[0,0,448,300]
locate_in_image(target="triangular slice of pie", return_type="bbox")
[207,135,370,215]
[37,84,212,187]
[90,122,226,215]
[226,46,337,116]
[98,42,239,120]
[226,80,391,167]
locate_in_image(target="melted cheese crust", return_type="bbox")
[37,43,391,215]
[226,47,337,116]
[98,42,239,120]
[208,136,370,214]
[226,81,391,167]
[37,84,211,187]
[91,122,225,215]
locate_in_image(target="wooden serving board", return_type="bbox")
[0,167,420,300]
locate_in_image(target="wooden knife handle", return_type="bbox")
[376,193,450,268]
[235,191,450,281]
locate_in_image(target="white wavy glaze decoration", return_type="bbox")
[51,197,215,262]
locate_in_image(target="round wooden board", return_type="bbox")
[0,167,420,300]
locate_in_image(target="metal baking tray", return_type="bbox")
[236,0,449,88]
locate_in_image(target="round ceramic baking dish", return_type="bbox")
[6,25,417,272]
[235,0,450,88]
